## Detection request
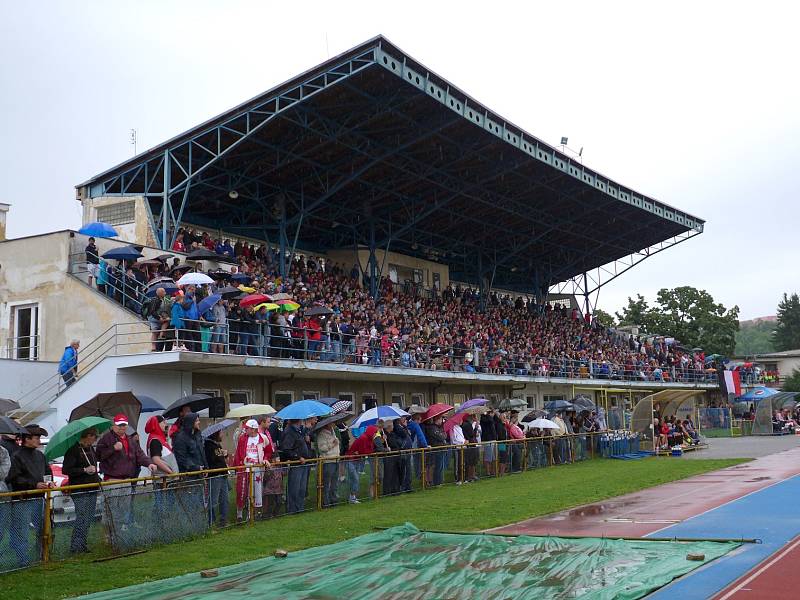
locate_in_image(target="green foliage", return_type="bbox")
[772,293,800,352]
[735,320,775,356]
[782,368,800,393]
[593,308,615,328]
[615,287,739,355]
[0,458,747,600]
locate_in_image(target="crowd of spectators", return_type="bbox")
[83,229,717,384]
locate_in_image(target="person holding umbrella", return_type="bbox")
[279,419,314,514]
[61,426,101,553]
[315,416,341,506]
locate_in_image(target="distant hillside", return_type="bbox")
[735,317,776,355]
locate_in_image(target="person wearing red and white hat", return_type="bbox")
[96,413,157,530]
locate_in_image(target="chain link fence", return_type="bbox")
[0,430,642,574]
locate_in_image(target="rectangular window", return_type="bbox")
[339,392,355,404]
[274,391,293,411]
[228,390,252,413]
[302,391,320,400]
[96,201,135,226]
[362,393,377,412]
[452,393,466,406]
[11,303,40,360]
[526,394,537,408]
[436,392,449,404]
[543,394,565,403]
[488,393,500,405]
[411,393,426,407]
[390,393,405,407]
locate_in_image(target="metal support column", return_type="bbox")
[278,195,288,280]
[477,254,487,312]
[368,220,378,299]
[582,272,591,316]
[161,150,170,250]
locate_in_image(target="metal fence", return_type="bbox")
[0,430,640,574]
[697,407,733,437]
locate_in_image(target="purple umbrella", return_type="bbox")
[455,398,489,414]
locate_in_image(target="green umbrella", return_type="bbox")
[44,416,112,461]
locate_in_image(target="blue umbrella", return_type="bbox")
[202,419,237,438]
[197,294,222,315]
[274,400,332,421]
[79,221,118,237]
[352,405,410,428]
[230,273,252,283]
[102,246,143,261]
[544,400,575,411]
[137,395,164,413]
[738,386,779,401]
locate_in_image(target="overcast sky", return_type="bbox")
[1,1,798,319]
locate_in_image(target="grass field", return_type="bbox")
[2,457,747,600]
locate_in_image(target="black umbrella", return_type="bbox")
[313,411,354,432]
[102,246,143,261]
[209,269,232,280]
[305,306,334,317]
[0,416,26,435]
[146,276,175,288]
[187,248,220,261]
[0,398,20,415]
[156,254,173,262]
[69,392,142,426]
[162,393,214,419]
[217,285,242,298]
[170,264,193,275]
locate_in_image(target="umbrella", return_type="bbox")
[0,416,26,435]
[69,392,142,426]
[170,264,193,275]
[197,294,222,315]
[136,395,164,413]
[147,276,175,287]
[0,398,20,415]
[162,393,214,419]
[455,398,488,414]
[274,400,332,421]
[230,273,252,283]
[422,403,453,422]
[319,398,353,414]
[217,285,243,298]
[352,405,410,428]
[225,404,277,419]
[187,248,220,261]
[305,305,334,317]
[135,259,164,268]
[176,272,214,286]
[146,282,179,297]
[238,285,256,293]
[544,400,574,412]
[313,411,354,432]
[240,293,272,308]
[278,301,300,313]
[571,396,596,410]
[156,254,173,262]
[44,416,112,461]
[102,246,143,261]
[270,293,293,301]
[498,398,527,411]
[444,412,468,434]
[738,386,779,401]
[209,269,231,280]
[254,303,279,311]
[202,419,237,439]
[526,418,560,430]
[521,410,548,422]
[78,221,118,237]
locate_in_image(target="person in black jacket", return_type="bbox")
[203,431,229,527]
[480,409,497,475]
[62,427,100,553]
[279,420,313,514]
[172,413,207,474]
[494,411,508,476]
[5,424,52,567]
[423,416,447,487]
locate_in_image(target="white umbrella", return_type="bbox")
[352,405,410,428]
[225,403,276,418]
[176,272,214,286]
[527,418,560,430]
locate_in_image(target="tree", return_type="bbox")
[772,293,800,351]
[614,287,739,355]
[593,309,615,328]
[782,368,800,393]
[735,320,775,355]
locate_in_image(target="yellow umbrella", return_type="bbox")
[238,285,256,293]
[225,403,277,418]
[255,302,280,311]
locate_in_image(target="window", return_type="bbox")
[11,303,39,360]
[362,393,377,412]
[228,390,252,413]
[193,388,220,417]
[526,394,537,408]
[302,391,320,400]
[411,393,426,407]
[390,393,405,407]
[413,268,424,285]
[339,392,355,404]
[436,392,449,404]
[544,394,565,403]
[274,391,293,411]
[488,393,500,405]
[452,393,466,406]
[96,201,135,226]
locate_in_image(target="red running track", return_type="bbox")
[490,447,800,538]
[712,535,800,600]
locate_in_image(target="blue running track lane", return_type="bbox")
[646,474,800,599]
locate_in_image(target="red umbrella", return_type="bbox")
[444,412,467,434]
[422,403,454,422]
[239,293,272,308]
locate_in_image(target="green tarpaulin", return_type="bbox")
[76,523,738,600]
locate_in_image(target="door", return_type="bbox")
[12,304,39,360]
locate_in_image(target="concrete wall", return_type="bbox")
[0,231,150,362]
[0,358,57,402]
[81,195,155,247]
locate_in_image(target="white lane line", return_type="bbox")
[716,536,800,600]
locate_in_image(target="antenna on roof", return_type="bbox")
[324,32,330,58]
[130,128,137,156]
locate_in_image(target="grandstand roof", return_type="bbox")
[77,35,704,293]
